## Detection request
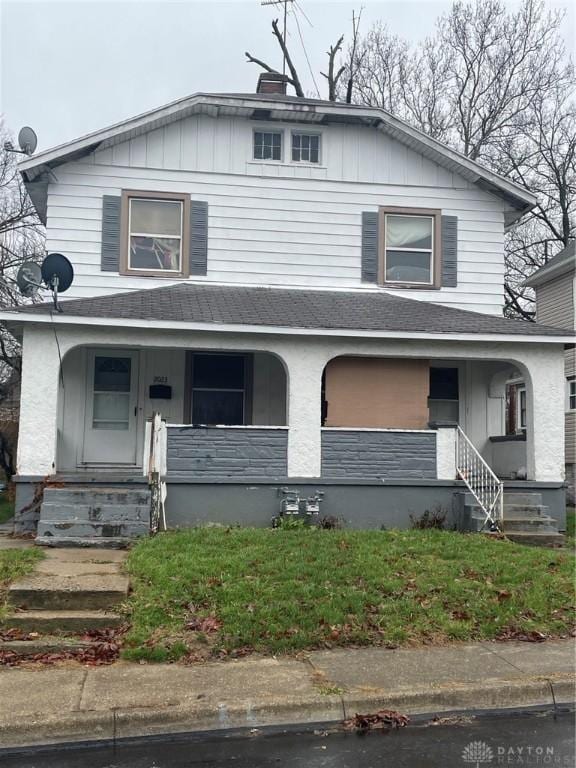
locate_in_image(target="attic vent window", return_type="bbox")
[253,130,282,161]
[292,133,320,163]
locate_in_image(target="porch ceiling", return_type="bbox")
[11,283,574,341]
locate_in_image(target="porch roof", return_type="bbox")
[12,283,574,340]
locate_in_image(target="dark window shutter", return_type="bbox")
[190,200,208,276]
[441,215,458,287]
[361,211,379,283]
[101,195,121,272]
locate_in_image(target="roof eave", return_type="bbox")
[19,93,536,220]
[1,309,571,345]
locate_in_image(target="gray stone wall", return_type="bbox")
[167,426,288,479]
[321,429,437,480]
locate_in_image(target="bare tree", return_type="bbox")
[321,35,345,102]
[246,18,305,97]
[345,0,574,318]
[246,14,363,102]
[0,121,44,478]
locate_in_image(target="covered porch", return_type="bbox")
[12,319,568,534]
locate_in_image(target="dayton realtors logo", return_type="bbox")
[462,741,494,767]
[462,739,570,766]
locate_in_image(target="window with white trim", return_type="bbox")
[568,378,576,411]
[253,131,282,161]
[381,211,439,286]
[291,132,320,163]
[517,386,527,431]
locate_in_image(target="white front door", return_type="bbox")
[82,350,140,465]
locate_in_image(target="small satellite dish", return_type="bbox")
[17,126,38,156]
[16,261,42,298]
[41,253,74,293]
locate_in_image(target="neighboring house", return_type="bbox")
[0,75,572,543]
[525,242,575,502]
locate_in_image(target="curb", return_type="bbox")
[0,674,574,750]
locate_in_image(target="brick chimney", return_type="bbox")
[257,72,289,95]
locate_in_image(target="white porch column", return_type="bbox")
[282,347,328,478]
[17,326,62,476]
[523,348,565,482]
[436,426,457,480]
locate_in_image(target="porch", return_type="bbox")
[12,320,567,536]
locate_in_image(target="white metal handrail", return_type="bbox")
[455,425,503,530]
[143,412,167,534]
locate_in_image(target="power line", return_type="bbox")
[291,5,321,98]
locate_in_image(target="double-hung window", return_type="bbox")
[253,131,282,161]
[380,208,440,287]
[568,378,576,411]
[292,132,320,163]
[122,191,189,277]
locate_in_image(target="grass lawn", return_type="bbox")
[0,493,14,525]
[0,548,43,620]
[123,528,575,663]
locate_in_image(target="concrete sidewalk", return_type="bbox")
[0,639,574,748]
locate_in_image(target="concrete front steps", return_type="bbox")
[462,491,565,547]
[36,486,151,547]
[1,549,128,656]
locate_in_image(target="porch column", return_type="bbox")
[523,347,565,482]
[17,326,62,476]
[283,347,327,478]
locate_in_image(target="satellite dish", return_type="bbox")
[17,127,38,156]
[16,261,42,298]
[41,253,74,293]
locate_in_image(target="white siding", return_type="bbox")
[46,114,507,314]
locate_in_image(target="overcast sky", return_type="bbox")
[1,0,574,151]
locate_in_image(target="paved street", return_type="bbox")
[1,709,574,768]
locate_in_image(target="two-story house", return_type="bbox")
[525,242,575,503]
[2,76,572,544]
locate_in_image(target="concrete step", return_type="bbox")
[503,492,543,506]
[2,609,123,633]
[502,518,560,533]
[0,637,94,656]
[40,503,150,524]
[37,520,149,541]
[503,504,550,518]
[8,573,129,610]
[506,533,565,547]
[43,487,151,506]
[35,536,134,549]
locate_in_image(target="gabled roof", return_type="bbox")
[11,283,573,340]
[524,241,575,288]
[20,92,536,225]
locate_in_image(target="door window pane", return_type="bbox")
[94,357,131,392]
[93,394,130,430]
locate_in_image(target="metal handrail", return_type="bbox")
[455,425,503,531]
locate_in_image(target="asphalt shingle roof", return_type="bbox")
[18,283,573,338]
